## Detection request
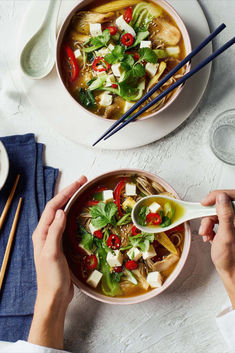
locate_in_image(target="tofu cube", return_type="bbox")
[127,247,142,261]
[89,222,100,235]
[149,202,162,213]
[166,46,180,57]
[125,183,137,196]
[89,23,102,37]
[74,48,82,59]
[146,271,163,288]
[99,92,113,106]
[142,245,156,260]
[86,270,103,288]
[140,41,152,48]
[105,74,116,87]
[78,243,93,256]
[116,15,136,37]
[111,63,123,77]
[108,43,115,51]
[107,250,123,267]
[122,197,136,210]
[102,189,114,203]
[146,63,158,77]
[124,101,135,113]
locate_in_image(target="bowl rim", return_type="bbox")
[0,141,9,191]
[56,0,192,124]
[64,168,192,305]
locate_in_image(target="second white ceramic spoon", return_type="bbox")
[132,195,235,234]
[20,0,61,79]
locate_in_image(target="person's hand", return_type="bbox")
[28,176,87,349]
[199,191,235,307]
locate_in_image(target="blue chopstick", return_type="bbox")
[92,23,226,146]
[104,36,235,140]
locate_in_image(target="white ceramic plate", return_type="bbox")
[16,0,212,150]
[0,141,9,190]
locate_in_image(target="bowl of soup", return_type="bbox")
[56,0,191,121]
[63,169,191,304]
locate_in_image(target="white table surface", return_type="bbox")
[0,1,235,352]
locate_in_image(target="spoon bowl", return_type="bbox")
[132,195,232,233]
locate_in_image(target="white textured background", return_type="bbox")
[1,0,235,352]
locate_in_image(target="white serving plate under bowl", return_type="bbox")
[56,0,192,122]
[0,141,9,190]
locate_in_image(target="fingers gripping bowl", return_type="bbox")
[56,0,191,121]
[63,170,191,304]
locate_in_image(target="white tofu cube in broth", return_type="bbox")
[89,222,100,235]
[74,48,82,59]
[105,74,116,87]
[111,63,123,77]
[89,23,102,37]
[86,270,103,288]
[146,63,158,77]
[149,202,162,213]
[124,101,135,113]
[99,92,113,106]
[127,247,142,261]
[116,15,136,37]
[147,271,163,288]
[102,189,114,203]
[166,46,180,57]
[125,183,137,196]
[108,43,115,51]
[142,245,156,260]
[140,41,152,48]
[78,243,93,256]
[107,250,123,267]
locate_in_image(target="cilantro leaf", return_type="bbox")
[104,45,125,64]
[132,63,146,77]
[129,232,155,252]
[138,206,149,226]
[91,29,111,47]
[139,47,158,63]
[90,202,118,228]
[79,225,94,250]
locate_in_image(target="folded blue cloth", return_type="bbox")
[0,134,58,341]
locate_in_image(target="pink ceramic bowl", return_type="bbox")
[56,0,192,122]
[63,169,191,305]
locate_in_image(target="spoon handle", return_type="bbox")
[186,201,235,219]
[43,0,61,30]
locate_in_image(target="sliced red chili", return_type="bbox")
[146,212,162,225]
[124,7,133,23]
[125,260,138,270]
[107,26,118,35]
[114,266,122,273]
[107,234,121,250]
[64,45,79,82]
[94,230,103,239]
[165,224,184,235]
[112,83,118,88]
[114,178,126,217]
[85,255,98,270]
[92,56,110,72]
[86,200,99,207]
[121,33,134,47]
[131,225,141,236]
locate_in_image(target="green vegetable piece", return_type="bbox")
[164,202,175,220]
[93,191,103,201]
[138,205,149,226]
[101,263,122,297]
[112,33,120,41]
[139,47,158,63]
[161,216,172,228]
[90,202,118,229]
[116,213,132,226]
[88,75,107,91]
[83,29,111,53]
[104,45,125,64]
[87,77,97,86]
[123,269,138,285]
[79,225,94,250]
[131,30,149,48]
[153,49,168,59]
[79,88,96,109]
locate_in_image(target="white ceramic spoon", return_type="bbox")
[20,0,61,79]
[132,195,235,234]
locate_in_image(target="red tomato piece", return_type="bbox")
[125,260,138,270]
[121,33,134,47]
[85,255,98,270]
[146,212,162,225]
[114,178,126,217]
[92,57,111,72]
[165,224,185,235]
[86,200,99,207]
[124,7,133,23]
[107,26,118,35]
[64,45,79,82]
[131,225,141,236]
[114,266,122,273]
[112,83,118,88]
[94,230,103,239]
[107,234,121,250]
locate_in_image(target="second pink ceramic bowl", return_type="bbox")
[64,169,191,305]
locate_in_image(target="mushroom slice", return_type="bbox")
[147,61,167,91]
[136,176,157,196]
[92,0,141,13]
[72,11,115,34]
[149,17,181,46]
[147,253,179,272]
[69,30,91,43]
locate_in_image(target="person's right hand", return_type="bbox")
[199,191,235,307]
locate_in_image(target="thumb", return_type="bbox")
[216,193,235,235]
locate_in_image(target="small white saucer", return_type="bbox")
[0,141,9,190]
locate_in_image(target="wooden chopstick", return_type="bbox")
[0,197,22,291]
[103,36,235,140]
[0,174,20,231]
[92,23,226,146]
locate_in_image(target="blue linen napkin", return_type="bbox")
[0,134,58,341]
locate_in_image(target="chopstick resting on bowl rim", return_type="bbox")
[92,23,226,146]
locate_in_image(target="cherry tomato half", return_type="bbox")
[146,212,162,225]
[107,234,121,250]
[131,225,141,236]
[107,26,118,35]
[94,230,103,239]
[125,260,138,270]
[85,255,98,270]
[124,7,133,23]
[121,33,134,47]
[114,266,123,273]
[112,83,118,88]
